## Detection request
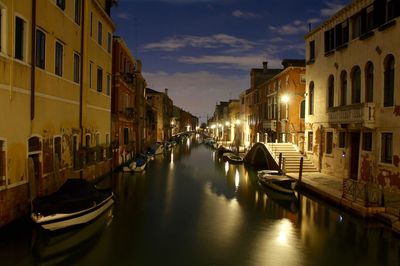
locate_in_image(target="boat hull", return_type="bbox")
[32,195,114,231]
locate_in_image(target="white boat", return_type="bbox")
[123,158,146,173]
[31,179,114,231]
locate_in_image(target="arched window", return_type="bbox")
[384,55,395,107]
[351,66,361,104]
[309,82,314,115]
[340,71,347,106]
[327,75,335,108]
[365,62,374,102]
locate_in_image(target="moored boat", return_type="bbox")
[257,170,297,195]
[222,152,243,164]
[31,179,114,231]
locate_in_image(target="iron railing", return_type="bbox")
[342,179,383,207]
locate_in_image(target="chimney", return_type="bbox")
[136,60,142,72]
[262,61,268,73]
[165,88,168,96]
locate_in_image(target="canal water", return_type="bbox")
[1,135,399,266]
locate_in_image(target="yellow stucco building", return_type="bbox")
[0,0,115,227]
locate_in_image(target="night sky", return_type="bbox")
[112,0,349,122]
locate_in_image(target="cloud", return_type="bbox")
[177,54,283,70]
[320,2,345,17]
[116,13,130,20]
[269,18,321,35]
[232,10,260,19]
[143,71,249,119]
[143,34,255,52]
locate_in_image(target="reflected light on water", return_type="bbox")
[225,161,229,175]
[186,138,190,149]
[276,219,291,246]
[235,169,240,191]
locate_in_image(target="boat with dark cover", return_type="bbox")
[31,179,114,231]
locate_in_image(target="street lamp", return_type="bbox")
[280,94,289,143]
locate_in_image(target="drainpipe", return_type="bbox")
[79,0,85,179]
[30,0,37,121]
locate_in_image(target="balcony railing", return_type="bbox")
[327,103,375,127]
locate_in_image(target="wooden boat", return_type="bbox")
[257,170,297,195]
[31,179,114,231]
[222,152,243,164]
[123,157,147,173]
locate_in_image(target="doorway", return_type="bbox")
[349,132,360,180]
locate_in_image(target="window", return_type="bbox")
[124,128,129,145]
[362,132,373,151]
[75,0,81,25]
[56,0,65,10]
[55,42,63,76]
[351,66,361,104]
[15,17,25,60]
[365,5,374,32]
[0,140,6,186]
[98,21,102,45]
[36,29,46,69]
[0,7,3,52]
[309,40,315,61]
[308,131,313,152]
[324,28,335,53]
[335,20,349,47]
[73,53,80,83]
[54,136,62,165]
[300,74,306,84]
[339,132,346,148]
[384,55,395,107]
[381,133,393,163]
[326,132,333,154]
[90,12,93,37]
[308,82,314,115]
[106,73,111,96]
[351,13,362,39]
[327,75,334,108]
[386,0,396,21]
[340,71,347,106]
[107,32,111,53]
[300,100,305,119]
[85,134,91,147]
[97,67,103,92]
[365,62,374,102]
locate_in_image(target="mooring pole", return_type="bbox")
[278,153,282,173]
[299,157,304,183]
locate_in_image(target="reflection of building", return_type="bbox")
[146,88,173,141]
[0,0,116,227]
[305,0,400,187]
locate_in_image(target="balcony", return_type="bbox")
[327,103,375,128]
[262,120,277,131]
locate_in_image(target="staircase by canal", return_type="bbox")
[265,142,317,173]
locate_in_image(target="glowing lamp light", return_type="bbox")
[225,121,230,126]
[281,94,289,103]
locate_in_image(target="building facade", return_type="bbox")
[0,0,115,227]
[146,88,173,142]
[305,0,400,188]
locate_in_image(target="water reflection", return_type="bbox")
[32,207,113,266]
[0,138,399,266]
